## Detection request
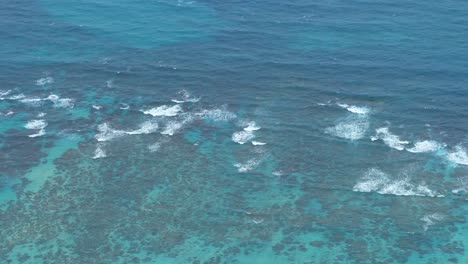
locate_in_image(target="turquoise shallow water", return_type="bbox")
[1,0,468,263]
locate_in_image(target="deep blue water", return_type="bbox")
[1,0,468,263]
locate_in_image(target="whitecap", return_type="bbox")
[232,130,255,144]
[337,103,370,115]
[353,168,441,197]
[0,111,14,116]
[325,115,369,140]
[119,103,129,110]
[25,119,47,138]
[234,158,261,173]
[92,143,107,159]
[92,105,103,110]
[142,105,182,117]
[243,121,261,132]
[446,146,468,166]
[252,141,266,146]
[406,140,441,153]
[36,77,54,86]
[37,112,46,118]
[371,127,409,151]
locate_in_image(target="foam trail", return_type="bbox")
[371,127,409,151]
[252,141,266,146]
[234,158,261,173]
[171,90,200,103]
[420,213,444,231]
[25,119,47,138]
[142,105,182,117]
[36,77,54,86]
[232,130,255,144]
[406,140,442,153]
[198,108,237,122]
[337,103,370,115]
[326,115,369,140]
[353,168,442,197]
[446,146,468,166]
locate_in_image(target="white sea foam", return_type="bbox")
[95,123,126,142]
[160,121,183,136]
[171,90,200,104]
[36,77,54,86]
[337,103,370,115]
[92,105,103,110]
[7,93,26,100]
[326,115,369,140]
[96,120,159,141]
[25,119,47,138]
[198,108,237,122]
[252,141,266,146]
[0,89,11,99]
[243,121,261,132]
[106,79,114,88]
[37,112,46,118]
[19,97,44,106]
[92,143,107,159]
[47,94,75,108]
[234,158,261,173]
[371,127,409,151]
[0,111,14,116]
[120,103,129,110]
[160,114,193,136]
[142,105,182,117]
[148,142,161,152]
[353,168,441,197]
[420,213,444,231]
[452,176,468,194]
[232,130,255,144]
[446,146,468,166]
[406,140,441,153]
[127,120,159,135]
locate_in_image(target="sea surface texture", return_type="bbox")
[1,0,468,263]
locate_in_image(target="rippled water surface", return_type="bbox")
[1,0,468,263]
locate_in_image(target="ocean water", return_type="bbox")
[1,0,468,263]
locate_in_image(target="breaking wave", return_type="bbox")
[25,119,48,138]
[371,127,409,151]
[353,168,442,197]
[141,105,182,117]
